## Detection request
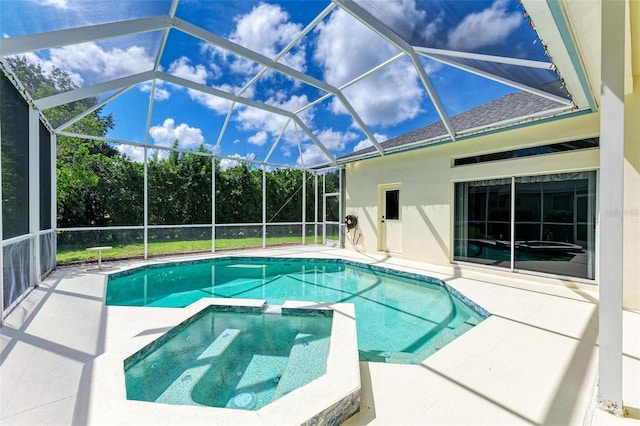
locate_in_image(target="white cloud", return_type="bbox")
[229,2,306,73]
[235,94,311,145]
[48,42,154,85]
[297,144,329,167]
[167,56,209,84]
[248,131,268,146]
[357,1,442,44]
[447,0,521,51]
[219,153,257,170]
[353,132,388,152]
[188,88,235,115]
[314,9,423,127]
[140,82,171,101]
[316,128,358,151]
[116,145,145,163]
[32,0,69,9]
[149,118,206,150]
[298,128,358,166]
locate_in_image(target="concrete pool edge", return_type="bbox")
[86,298,360,425]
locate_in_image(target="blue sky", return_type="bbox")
[1,0,560,167]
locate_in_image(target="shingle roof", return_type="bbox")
[339,91,569,161]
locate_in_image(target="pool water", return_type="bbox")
[108,258,488,363]
[125,307,332,410]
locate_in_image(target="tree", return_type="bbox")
[4,56,123,227]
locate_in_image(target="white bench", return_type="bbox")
[86,246,113,270]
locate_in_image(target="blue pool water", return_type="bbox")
[125,306,332,410]
[108,257,489,363]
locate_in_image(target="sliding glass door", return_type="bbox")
[454,171,596,279]
[454,178,512,268]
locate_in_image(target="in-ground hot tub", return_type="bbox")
[125,305,333,410]
[87,298,360,425]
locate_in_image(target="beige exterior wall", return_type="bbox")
[344,110,636,311]
[345,112,599,263]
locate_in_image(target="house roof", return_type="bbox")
[338,91,570,162]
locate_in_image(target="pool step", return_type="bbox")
[197,328,241,360]
[155,328,240,404]
[272,333,330,400]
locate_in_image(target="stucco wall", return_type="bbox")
[345,112,599,260]
[345,99,640,310]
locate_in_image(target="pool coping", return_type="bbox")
[86,298,360,425]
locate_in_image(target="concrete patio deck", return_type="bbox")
[1,246,638,425]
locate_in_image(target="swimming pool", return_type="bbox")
[108,257,489,364]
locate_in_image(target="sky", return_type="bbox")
[0,0,561,168]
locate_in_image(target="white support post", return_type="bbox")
[212,156,216,253]
[302,170,306,245]
[322,173,326,244]
[143,146,148,260]
[262,166,267,249]
[314,173,318,245]
[339,169,343,248]
[51,133,57,238]
[597,0,625,416]
[29,109,40,284]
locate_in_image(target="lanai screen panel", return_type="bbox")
[0,0,590,169]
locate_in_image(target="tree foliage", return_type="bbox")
[7,56,338,235]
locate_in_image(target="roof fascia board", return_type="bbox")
[415,50,573,106]
[0,16,170,56]
[545,0,598,108]
[521,0,594,110]
[413,46,553,69]
[337,108,592,166]
[35,70,155,110]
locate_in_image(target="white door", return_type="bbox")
[380,186,402,253]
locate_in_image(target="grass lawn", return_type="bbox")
[56,235,326,263]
